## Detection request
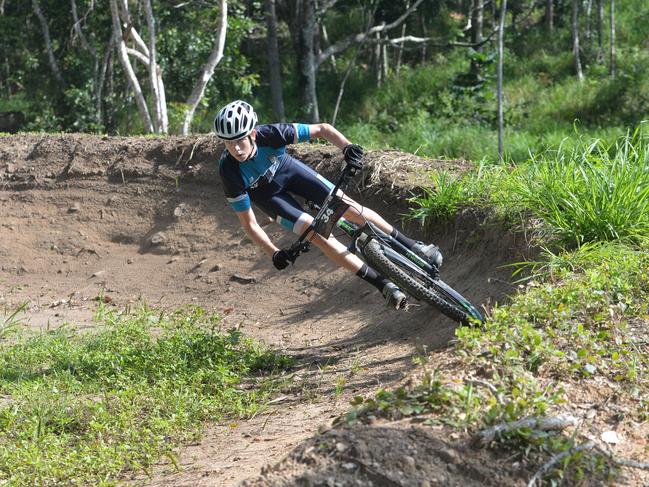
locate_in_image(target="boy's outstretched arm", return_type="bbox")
[235,208,278,258]
[308,123,364,167]
[307,123,351,150]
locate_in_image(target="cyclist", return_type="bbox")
[215,100,442,309]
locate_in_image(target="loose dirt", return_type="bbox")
[1,134,533,486]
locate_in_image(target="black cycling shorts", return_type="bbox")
[249,156,335,233]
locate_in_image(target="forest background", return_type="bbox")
[1,0,647,162]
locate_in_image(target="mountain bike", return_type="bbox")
[284,161,485,325]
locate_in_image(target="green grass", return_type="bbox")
[407,167,489,222]
[409,130,649,247]
[459,241,649,385]
[506,129,649,246]
[0,304,291,486]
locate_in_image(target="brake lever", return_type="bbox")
[288,240,310,263]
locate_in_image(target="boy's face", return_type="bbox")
[223,130,256,162]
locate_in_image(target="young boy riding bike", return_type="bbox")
[215,100,442,309]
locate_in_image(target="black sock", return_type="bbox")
[356,264,389,292]
[390,228,417,249]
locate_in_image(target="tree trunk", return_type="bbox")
[331,49,359,126]
[470,0,484,81]
[144,0,166,133]
[32,0,65,86]
[298,0,319,122]
[70,0,97,58]
[597,0,604,62]
[609,0,615,78]
[71,0,103,128]
[572,0,584,81]
[420,15,427,63]
[374,31,383,86]
[118,0,149,56]
[546,0,553,31]
[109,0,153,132]
[105,50,117,133]
[395,0,410,75]
[597,0,604,59]
[584,0,593,43]
[381,37,388,81]
[182,0,228,135]
[265,0,285,121]
[497,0,507,161]
[97,40,113,130]
[320,23,336,70]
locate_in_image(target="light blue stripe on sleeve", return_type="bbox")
[296,123,310,142]
[228,194,251,212]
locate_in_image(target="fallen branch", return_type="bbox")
[466,378,502,403]
[527,441,596,487]
[593,443,649,470]
[477,414,578,444]
[527,440,649,487]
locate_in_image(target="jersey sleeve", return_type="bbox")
[226,192,251,212]
[255,123,311,147]
[294,123,311,142]
[219,153,251,213]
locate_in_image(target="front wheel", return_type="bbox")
[362,239,483,325]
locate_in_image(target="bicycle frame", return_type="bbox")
[287,163,439,280]
[287,162,357,260]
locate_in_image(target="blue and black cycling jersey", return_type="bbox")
[219,123,336,233]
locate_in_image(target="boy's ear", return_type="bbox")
[250,129,257,140]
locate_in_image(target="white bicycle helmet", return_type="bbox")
[213,100,258,140]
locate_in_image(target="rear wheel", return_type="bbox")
[362,239,483,325]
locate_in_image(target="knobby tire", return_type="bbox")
[362,239,475,325]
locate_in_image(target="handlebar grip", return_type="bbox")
[346,160,362,171]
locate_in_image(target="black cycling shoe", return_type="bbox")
[382,282,407,310]
[411,242,443,268]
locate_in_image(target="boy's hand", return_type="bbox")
[343,144,364,168]
[272,249,292,270]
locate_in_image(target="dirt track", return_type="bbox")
[0,134,529,486]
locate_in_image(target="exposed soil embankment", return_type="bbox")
[0,134,531,486]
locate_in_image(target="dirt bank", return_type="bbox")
[0,134,529,486]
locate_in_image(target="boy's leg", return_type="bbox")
[297,218,407,309]
[254,190,406,308]
[341,195,443,267]
[278,157,437,264]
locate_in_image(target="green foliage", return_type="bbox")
[3,0,649,142]
[408,168,489,222]
[0,302,28,339]
[409,130,649,249]
[506,129,649,246]
[334,0,649,161]
[458,239,649,393]
[0,305,291,486]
